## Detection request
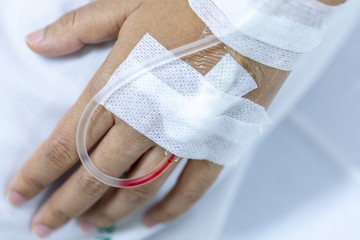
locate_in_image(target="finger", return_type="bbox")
[26,0,143,56]
[31,119,155,238]
[7,7,152,205]
[142,159,223,227]
[77,146,178,230]
[6,104,114,206]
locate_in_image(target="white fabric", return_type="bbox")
[188,0,338,70]
[0,0,358,240]
[100,33,269,166]
[0,1,249,239]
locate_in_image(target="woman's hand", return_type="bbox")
[6,0,223,238]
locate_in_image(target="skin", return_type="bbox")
[319,0,346,5]
[6,0,346,238]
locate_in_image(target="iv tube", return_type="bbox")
[76,35,221,188]
[76,1,270,188]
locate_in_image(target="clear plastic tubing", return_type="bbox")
[76,35,222,188]
[76,0,271,188]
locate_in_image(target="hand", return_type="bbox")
[6,0,223,238]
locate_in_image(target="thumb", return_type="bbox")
[26,0,143,57]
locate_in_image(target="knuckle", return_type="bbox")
[157,207,179,221]
[88,106,114,131]
[87,80,106,99]
[47,207,72,224]
[193,174,213,190]
[94,212,117,227]
[123,188,151,205]
[111,124,154,157]
[177,188,203,205]
[20,171,46,195]
[59,10,78,31]
[77,171,107,196]
[44,134,74,170]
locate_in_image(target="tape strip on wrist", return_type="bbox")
[100,33,269,166]
[188,0,339,70]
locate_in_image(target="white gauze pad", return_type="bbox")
[188,0,339,70]
[100,33,269,166]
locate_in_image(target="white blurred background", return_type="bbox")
[221,1,360,239]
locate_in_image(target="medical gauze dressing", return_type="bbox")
[80,0,341,170]
[99,33,269,166]
[188,0,338,70]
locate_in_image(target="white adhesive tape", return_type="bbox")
[100,33,269,166]
[188,0,338,70]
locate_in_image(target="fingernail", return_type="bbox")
[78,218,97,233]
[26,28,45,44]
[7,190,26,206]
[143,216,157,228]
[32,223,53,238]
